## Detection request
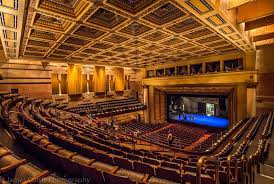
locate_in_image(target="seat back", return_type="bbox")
[113,157,133,171]
[13,164,41,184]
[133,161,155,176]
[103,172,136,184]
[155,167,181,183]
[0,155,20,169]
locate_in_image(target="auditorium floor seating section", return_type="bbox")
[0,93,273,184]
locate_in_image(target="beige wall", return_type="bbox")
[0,83,51,99]
[0,59,143,101]
[0,59,53,99]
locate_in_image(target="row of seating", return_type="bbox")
[0,143,69,184]
[62,98,146,117]
[0,94,273,184]
[1,96,188,183]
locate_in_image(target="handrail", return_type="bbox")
[241,155,247,184]
[196,156,219,184]
[227,155,239,184]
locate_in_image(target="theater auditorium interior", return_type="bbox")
[0,0,274,184]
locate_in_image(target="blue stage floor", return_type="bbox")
[170,113,229,128]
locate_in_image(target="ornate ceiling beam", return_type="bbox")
[253,32,274,42]
[236,0,274,23]
[245,14,274,31]
[175,0,254,52]
[0,0,26,59]
[228,0,254,9]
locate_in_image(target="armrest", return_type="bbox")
[0,159,27,174]
[0,150,12,158]
[110,166,119,174]
[22,170,50,184]
[142,174,150,182]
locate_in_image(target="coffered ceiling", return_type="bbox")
[1,0,255,67]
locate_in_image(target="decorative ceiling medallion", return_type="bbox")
[103,34,130,44]
[143,30,169,41]
[106,0,156,15]
[64,36,90,46]
[30,29,59,41]
[184,28,214,39]
[33,13,69,31]
[119,22,152,36]
[143,2,186,25]
[167,17,202,33]
[86,8,127,29]
[73,25,106,39]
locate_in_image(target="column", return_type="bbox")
[236,84,247,121]
[246,83,257,117]
[149,85,155,123]
[220,59,224,72]
[202,62,206,74]
[58,74,62,95]
[143,85,149,123]
[87,74,90,93]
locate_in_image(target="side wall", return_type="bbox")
[0,59,144,101]
[256,44,274,113]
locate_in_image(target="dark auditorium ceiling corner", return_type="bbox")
[0,0,256,67]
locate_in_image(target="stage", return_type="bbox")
[169,113,229,128]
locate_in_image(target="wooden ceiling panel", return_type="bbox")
[18,0,246,67]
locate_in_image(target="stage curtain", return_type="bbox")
[60,74,67,94]
[94,66,106,92]
[67,64,82,94]
[114,67,124,91]
[51,73,59,95]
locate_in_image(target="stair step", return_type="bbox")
[260,164,274,178]
[256,173,274,184]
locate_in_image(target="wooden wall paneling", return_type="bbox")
[67,64,83,94]
[51,73,59,95]
[94,66,106,92]
[154,89,160,121]
[114,67,125,91]
[88,75,94,92]
[82,74,87,93]
[60,74,67,94]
